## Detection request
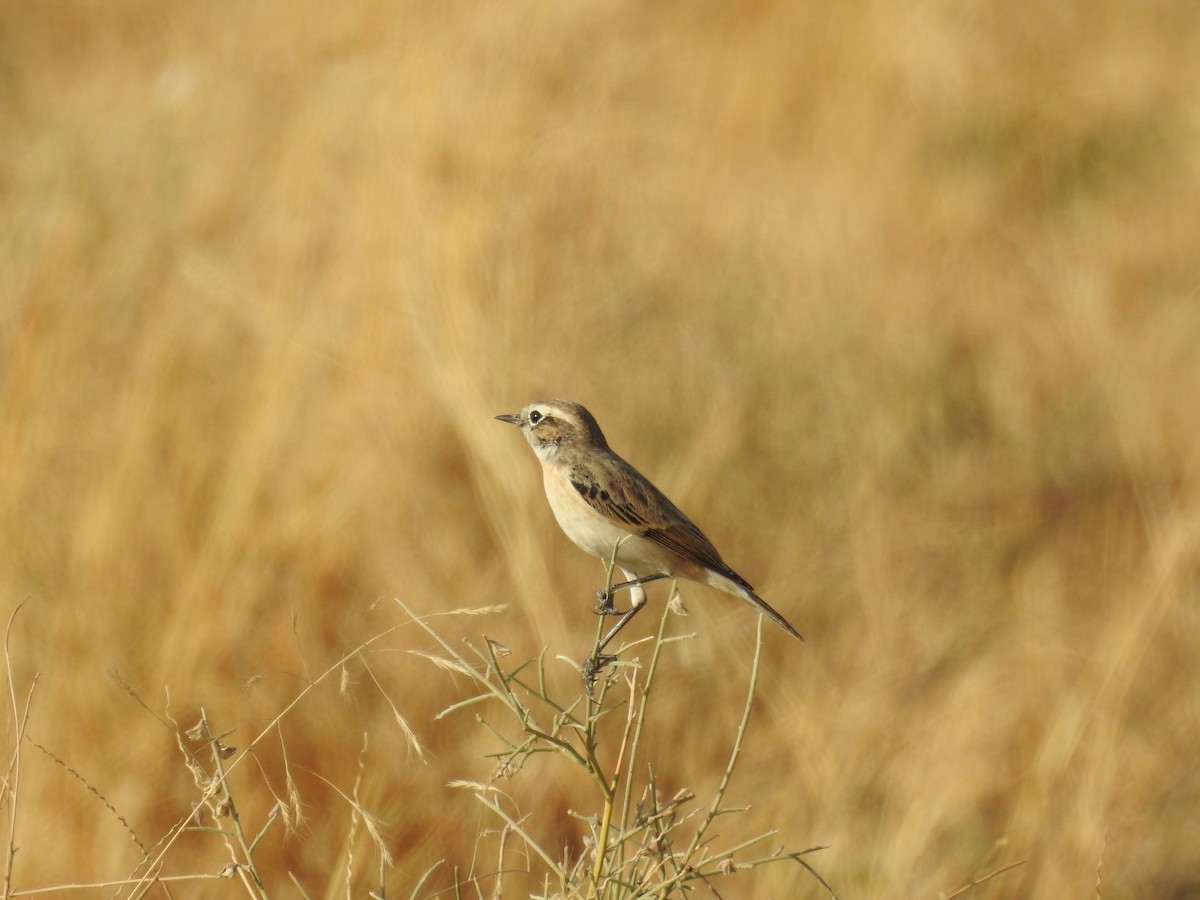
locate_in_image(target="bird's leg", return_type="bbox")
[585,573,660,694]
[595,572,669,615]
[585,603,644,694]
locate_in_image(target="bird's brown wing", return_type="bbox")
[569,455,746,585]
[570,451,801,641]
[642,521,743,580]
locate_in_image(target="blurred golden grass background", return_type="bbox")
[3,1,1200,896]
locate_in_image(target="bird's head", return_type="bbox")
[495,399,609,461]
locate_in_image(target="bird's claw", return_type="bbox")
[593,589,618,616]
[583,652,618,696]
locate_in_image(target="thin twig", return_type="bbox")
[681,613,764,864]
[618,601,675,838]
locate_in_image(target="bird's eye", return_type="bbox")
[528,410,542,425]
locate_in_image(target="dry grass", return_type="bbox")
[2,1,1200,896]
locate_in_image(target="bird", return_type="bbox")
[495,399,803,677]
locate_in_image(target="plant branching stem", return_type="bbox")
[586,541,629,898]
[618,600,673,838]
[681,614,764,864]
[202,710,268,899]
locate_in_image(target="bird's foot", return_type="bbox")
[582,652,618,696]
[593,588,619,616]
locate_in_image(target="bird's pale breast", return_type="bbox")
[541,464,674,575]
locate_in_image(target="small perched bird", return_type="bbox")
[495,399,803,674]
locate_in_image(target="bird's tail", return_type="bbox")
[709,570,805,642]
[746,589,805,643]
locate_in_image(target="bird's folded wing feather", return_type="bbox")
[571,458,739,579]
[643,523,739,580]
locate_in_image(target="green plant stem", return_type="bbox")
[471,791,564,878]
[680,614,764,866]
[589,790,615,899]
[617,599,674,839]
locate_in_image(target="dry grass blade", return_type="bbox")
[5,872,227,895]
[941,860,1027,899]
[2,603,37,900]
[25,738,147,856]
[300,741,395,871]
[357,651,428,761]
[410,651,478,679]
[407,860,446,900]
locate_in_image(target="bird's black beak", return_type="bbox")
[494,413,522,426]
